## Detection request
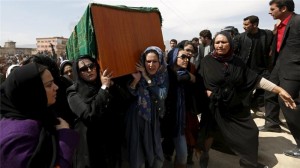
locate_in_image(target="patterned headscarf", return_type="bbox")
[140,46,167,73]
[137,46,168,121]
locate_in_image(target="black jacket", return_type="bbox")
[274,13,300,81]
[67,57,130,168]
[235,28,273,77]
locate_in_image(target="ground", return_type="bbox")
[162,111,300,168]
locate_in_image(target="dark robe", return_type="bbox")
[0,63,59,167]
[200,54,262,167]
[125,46,168,168]
[67,56,130,168]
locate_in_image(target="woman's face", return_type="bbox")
[78,58,97,82]
[176,50,189,69]
[41,69,58,106]
[184,44,195,58]
[63,64,73,80]
[145,52,160,76]
[214,34,230,55]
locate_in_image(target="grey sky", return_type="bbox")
[1,0,299,47]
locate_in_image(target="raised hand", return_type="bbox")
[136,61,146,76]
[100,69,113,87]
[136,61,151,83]
[131,71,141,81]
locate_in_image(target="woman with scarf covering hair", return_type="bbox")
[21,55,77,127]
[125,46,168,168]
[0,63,79,168]
[161,46,202,168]
[59,60,74,87]
[200,31,296,168]
[67,55,130,168]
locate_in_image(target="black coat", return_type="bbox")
[200,55,261,166]
[67,57,130,168]
[162,64,208,138]
[274,13,300,81]
[234,29,273,77]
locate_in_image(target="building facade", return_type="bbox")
[0,41,36,57]
[36,37,68,58]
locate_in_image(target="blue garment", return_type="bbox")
[126,46,168,168]
[173,134,188,164]
[135,46,168,121]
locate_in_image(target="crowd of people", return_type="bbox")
[0,0,299,168]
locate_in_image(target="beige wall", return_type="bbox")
[0,45,35,57]
[0,37,67,58]
[36,37,68,56]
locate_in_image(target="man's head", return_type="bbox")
[221,26,240,38]
[191,37,200,46]
[170,39,177,49]
[199,29,212,46]
[243,15,259,34]
[269,0,294,20]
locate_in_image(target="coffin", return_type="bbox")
[66,3,165,78]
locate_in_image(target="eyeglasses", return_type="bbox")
[79,63,96,73]
[177,54,190,60]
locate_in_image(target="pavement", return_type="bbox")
[162,111,300,168]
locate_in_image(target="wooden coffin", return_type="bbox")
[67,3,165,78]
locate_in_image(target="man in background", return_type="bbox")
[263,0,300,158]
[234,15,274,117]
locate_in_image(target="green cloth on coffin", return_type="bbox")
[66,3,163,61]
[66,4,96,61]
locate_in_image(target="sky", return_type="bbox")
[1,0,300,48]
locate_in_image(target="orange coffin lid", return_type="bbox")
[91,4,165,78]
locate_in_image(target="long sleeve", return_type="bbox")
[176,71,191,82]
[0,119,40,168]
[67,84,112,124]
[56,129,79,168]
[256,77,276,92]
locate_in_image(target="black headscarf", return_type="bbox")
[1,63,53,122]
[59,60,74,88]
[0,63,58,167]
[23,55,76,126]
[72,55,101,101]
[59,60,73,76]
[211,31,234,62]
